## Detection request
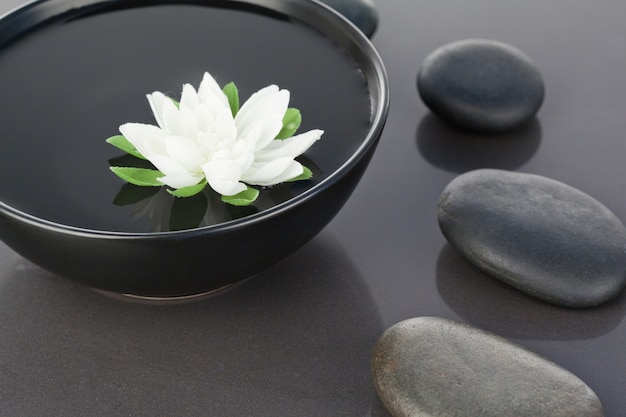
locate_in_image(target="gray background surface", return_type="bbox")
[1,0,625,416]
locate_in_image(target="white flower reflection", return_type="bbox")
[119,72,323,197]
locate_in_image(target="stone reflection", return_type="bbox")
[436,244,626,340]
[369,395,393,417]
[320,0,379,38]
[416,113,542,173]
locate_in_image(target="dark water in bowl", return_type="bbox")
[0,2,372,232]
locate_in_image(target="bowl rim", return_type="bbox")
[0,0,389,238]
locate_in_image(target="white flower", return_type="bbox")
[118,72,323,196]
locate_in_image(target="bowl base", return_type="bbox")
[92,281,242,305]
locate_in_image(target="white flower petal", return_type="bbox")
[160,99,186,136]
[158,172,205,189]
[146,91,172,130]
[212,108,238,146]
[179,83,199,110]
[238,115,284,151]
[119,122,168,158]
[194,103,216,136]
[179,106,198,139]
[249,160,303,186]
[255,129,323,161]
[202,157,241,179]
[198,72,229,109]
[235,151,254,173]
[165,136,205,172]
[232,139,254,156]
[149,154,191,177]
[208,179,247,196]
[243,157,297,186]
[270,160,304,184]
[235,86,289,134]
[201,158,246,196]
[204,162,246,196]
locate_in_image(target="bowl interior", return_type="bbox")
[0,0,385,233]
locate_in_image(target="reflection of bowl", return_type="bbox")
[1,235,384,415]
[0,0,388,297]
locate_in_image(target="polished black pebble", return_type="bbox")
[321,0,378,38]
[372,317,604,417]
[418,39,544,132]
[438,169,626,307]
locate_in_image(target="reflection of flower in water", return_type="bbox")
[116,186,215,232]
[127,189,174,232]
[111,155,321,232]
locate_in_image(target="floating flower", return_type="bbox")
[107,72,323,205]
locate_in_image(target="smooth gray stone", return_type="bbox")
[321,0,378,38]
[438,169,626,307]
[371,317,604,417]
[418,39,544,132]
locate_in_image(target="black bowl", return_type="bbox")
[0,0,388,297]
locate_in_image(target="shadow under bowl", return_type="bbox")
[0,0,389,297]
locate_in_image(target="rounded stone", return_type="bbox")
[372,317,604,417]
[321,0,378,38]
[417,39,545,132]
[438,169,626,307]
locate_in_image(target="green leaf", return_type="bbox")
[106,135,146,160]
[276,108,302,139]
[109,154,155,170]
[109,166,163,187]
[170,97,180,109]
[167,180,207,198]
[221,186,260,206]
[285,165,313,182]
[223,82,239,117]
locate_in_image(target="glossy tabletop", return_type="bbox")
[1,1,625,416]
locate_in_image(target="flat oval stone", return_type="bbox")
[372,317,604,417]
[418,39,544,132]
[321,0,378,38]
[438,169,626,307]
